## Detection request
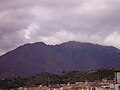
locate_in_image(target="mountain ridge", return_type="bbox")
[0,41,120,77]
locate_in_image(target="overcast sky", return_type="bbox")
[0,0,120,55]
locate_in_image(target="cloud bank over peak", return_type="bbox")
[0,0,120,55]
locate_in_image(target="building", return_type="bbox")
[114,68,120,90]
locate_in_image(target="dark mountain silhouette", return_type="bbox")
[0,41,120,77]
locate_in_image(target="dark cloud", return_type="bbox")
[0,0,120,55]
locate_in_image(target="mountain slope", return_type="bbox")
[55,41,120,69]
[0,41,120,77]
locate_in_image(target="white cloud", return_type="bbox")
[0,0,120,55]
[104,32,120,48]
[38,30,76,45]
[24,23,40,40]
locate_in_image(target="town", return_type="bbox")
[5,69,119,90]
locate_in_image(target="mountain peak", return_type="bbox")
[58,41,94,48]
[0,41,120,77]
[33,42,46,45]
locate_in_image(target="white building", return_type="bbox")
[115,68,120,90]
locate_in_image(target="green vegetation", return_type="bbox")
[0,69,114,89]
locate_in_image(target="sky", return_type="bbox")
[0,0,120,55]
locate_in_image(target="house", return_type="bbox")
[49,85,62,90]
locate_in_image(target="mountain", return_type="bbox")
[0,41,120,77]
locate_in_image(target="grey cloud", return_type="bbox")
[0,0,120,55]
